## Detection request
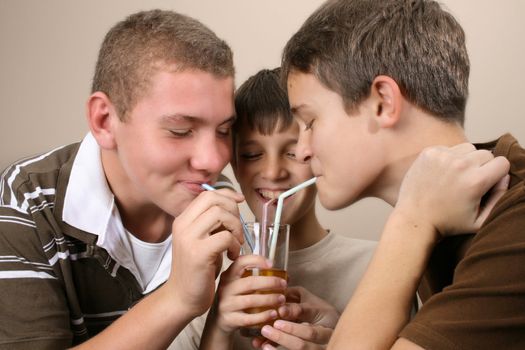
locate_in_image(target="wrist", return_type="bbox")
[207,299,235,335]
[200,302,235,350]
[157,283,197,325]
[387,208,440,248]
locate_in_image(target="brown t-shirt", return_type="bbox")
[400,134,525,349]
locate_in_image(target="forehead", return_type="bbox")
[237,119,299,139]
[287,72,328,109]
[287,71,348,118]
[236,122,300,150]
[134,68,235,121]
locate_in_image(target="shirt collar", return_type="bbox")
[62,133,171,293]
[63,132,114,239]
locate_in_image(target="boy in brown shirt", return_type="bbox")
[277,0,523,349]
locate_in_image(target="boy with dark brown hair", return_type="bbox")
[281,0,521,348]
[200,68,375,350]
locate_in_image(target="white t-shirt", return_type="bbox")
[125,230,172,287]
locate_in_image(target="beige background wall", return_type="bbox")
[1,0,523,241]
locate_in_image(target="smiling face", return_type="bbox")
[287,71,386,210]
[234,121,317,225]
[108,68,235,216]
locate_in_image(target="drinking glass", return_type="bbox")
[240,222,290,337]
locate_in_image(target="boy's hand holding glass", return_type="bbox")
[210,253,287,335]
[252,286,339,349]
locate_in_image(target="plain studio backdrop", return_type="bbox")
[1,0,524,241]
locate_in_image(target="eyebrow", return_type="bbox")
[238,140,259,147]
[217,116,236,126]
[161,114,236,126]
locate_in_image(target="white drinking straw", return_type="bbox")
[269,177,317,260]
[201,183,254,251]
[260,199,276,257]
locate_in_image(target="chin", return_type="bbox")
[318,191,355,211]
[165,192,196,217]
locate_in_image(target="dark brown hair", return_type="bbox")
[234,67,293,135]
[282,0,469,125]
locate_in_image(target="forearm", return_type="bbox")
[328,210,438,350]
[72,284,194,350]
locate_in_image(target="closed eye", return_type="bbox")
[170,129,192,137]
[239,152,262,160]
[217,127,231,138]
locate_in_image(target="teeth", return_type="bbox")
[259,189,285,200]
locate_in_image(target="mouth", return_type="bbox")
[256,188,292,201]
[181,180,212,194]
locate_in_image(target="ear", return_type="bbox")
[370,75,403,129]
[86,92,118,150]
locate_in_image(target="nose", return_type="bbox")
[190,134,230,174]
[261,155,288,181]
[295,129,312,163]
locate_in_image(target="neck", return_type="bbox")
[101,149,172,243]
[289,203,327,251]
[370,112,469,206]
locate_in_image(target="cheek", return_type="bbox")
[295,163,315,180]
[234,167,258,199]
[236,157,265,178]
[218,140,233,165]
[118,137,158,175]
[142,141,192,175]
[310,131,328,159]
[299,186,317,208]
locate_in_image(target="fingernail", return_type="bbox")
[504,174,510,187]
[280,279,287,288]
[265,259,273,268]
[261,325,272,337]
[270,310,278,319]
[278,294,286,304]
[273,320,285,330]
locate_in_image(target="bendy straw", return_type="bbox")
[269,177,317,260]
[201,183,254,251]
[260,199,276,257]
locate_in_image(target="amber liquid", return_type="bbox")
[239,268,288,337]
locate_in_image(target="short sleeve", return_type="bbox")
[400,193,525,349]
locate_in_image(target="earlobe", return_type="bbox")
[371,75,403,129]
[86,92,117,149]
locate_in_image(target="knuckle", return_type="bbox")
[202,190,216,200]
[457,143,475,152]
[451,157,469,171]
[244,294,258,305]
[468,175,485,190]
[290,304,302,317]
[421,145,441,158]
[479,149,493,158]
[304,326,316,340]
[209,205,223,217]
[237,316,252,327]
[272,329,283,342]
